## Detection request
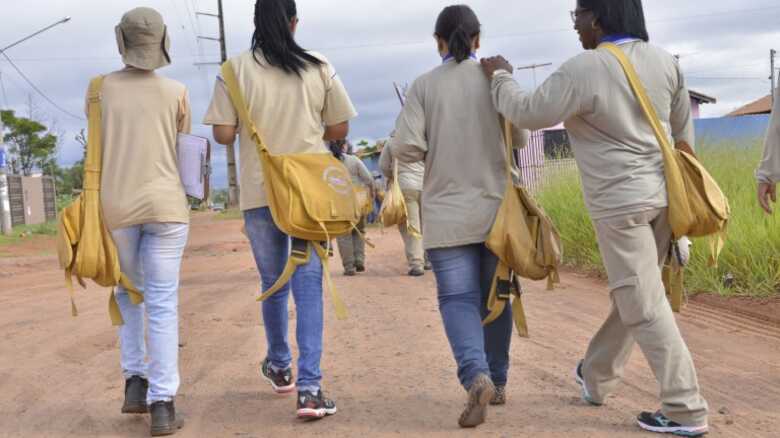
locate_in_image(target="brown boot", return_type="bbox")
[458,373,495,428]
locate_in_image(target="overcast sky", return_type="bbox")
[1,0,778,187]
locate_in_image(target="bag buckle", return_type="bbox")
[496,279,512,301]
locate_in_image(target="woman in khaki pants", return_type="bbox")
[482,0,708,436]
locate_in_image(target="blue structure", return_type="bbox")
[694,114,770,147]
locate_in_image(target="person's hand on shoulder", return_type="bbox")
[480,56,513,79]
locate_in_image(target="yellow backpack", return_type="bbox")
[483,119,563,338]
[220,61,360,319]
[56,76,141,326]
[602,42,731,310]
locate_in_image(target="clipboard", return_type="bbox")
[176,133,212,200]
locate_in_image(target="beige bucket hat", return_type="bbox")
[115,7,171,71]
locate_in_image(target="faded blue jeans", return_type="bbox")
[112,222,189,403]
[244,207,324,392]
[428,243,513,389]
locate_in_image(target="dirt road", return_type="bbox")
[1,213,778,437]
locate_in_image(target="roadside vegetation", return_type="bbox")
[537,140,780,298]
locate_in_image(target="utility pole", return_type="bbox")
[771,49,777,105]
[197,0,239,208]
[0,119,12,235]
[516,62,553,88]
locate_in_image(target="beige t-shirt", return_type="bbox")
[756,87,780,183]
[379,144,424,192]
[341,154,374,189]
[492,40,694,220]
[203,50,358,211]
[92,68,191,230]
[389,59,527,250]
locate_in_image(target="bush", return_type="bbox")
[537,141,779,298]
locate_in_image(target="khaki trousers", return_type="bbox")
[583,208,708,427]
[336,217,366,270]
[399,189,425,270]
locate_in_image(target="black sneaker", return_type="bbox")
[574,360,602,406]
[344,268,357,276]
[121,375,148,414]
[637,411,708,437]
[355,263,366,273]
[261,358,295,394]
[296,390,338,419]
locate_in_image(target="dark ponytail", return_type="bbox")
[434,5,481,63]
[252,0,323,76]
[329,140,345,160]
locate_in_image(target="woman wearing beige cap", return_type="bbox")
[95,7,191,436]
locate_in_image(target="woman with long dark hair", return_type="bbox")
[388,5,526,428]
[482,0,708,435]
[204,0,357,420]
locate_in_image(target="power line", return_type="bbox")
[0,51,83,120]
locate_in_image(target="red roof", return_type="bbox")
[727,94,772,117]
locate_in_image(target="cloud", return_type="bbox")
[1,0,778,189]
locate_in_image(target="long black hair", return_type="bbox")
[578,0,649,41]
[434,5,481,63]
[251,0,323,76]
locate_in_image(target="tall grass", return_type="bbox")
[537,141,780,298]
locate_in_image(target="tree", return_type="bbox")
[54,129,86,197]
[0,110,58,176]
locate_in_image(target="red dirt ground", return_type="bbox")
[0,213,778,437]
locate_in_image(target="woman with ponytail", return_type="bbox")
[204,0,357,420]
[387,5,527,428]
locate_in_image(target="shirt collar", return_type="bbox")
[600,34,641,45]
[442,53,478,64]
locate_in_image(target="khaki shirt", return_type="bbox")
[93,68,191,230]
[492,41,694,220]
[379,144,424,192]
[203,50,358,211]
[756,87,780,183]
[389,59,526,250]
[341,154,374,190]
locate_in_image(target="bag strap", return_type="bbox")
[599,43,676,162]
[220,62,269,155]
[82,76,105,192]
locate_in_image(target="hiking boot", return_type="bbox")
[121,375,148,414]
[149,400,183,436]
[296,390,338,419]
[408,267,425,277]
[355,263,366,273]
[637,411,708,437]
[262,358,295,394]
[458,373,495,428]
[574,360,602,406]
[490,385,506,405]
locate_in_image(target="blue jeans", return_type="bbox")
[428,243,513,389]
[112,222,189,403]
[244,207,324,392]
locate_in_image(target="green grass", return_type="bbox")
[216,209,243,221]
[537,140,780,298]
[0,222,58,246]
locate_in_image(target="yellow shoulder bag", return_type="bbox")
[483,119,563,338]
[56,76,140,326]
[602,42,731,311]
[221,61,360,319]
